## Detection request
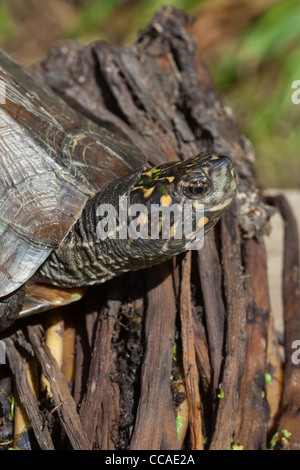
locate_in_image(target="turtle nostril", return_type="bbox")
[210,155,233,174]
[217,155,231,165]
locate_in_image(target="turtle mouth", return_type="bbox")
[224,174,238,201]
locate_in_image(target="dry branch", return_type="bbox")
[79,298,121,448]
[233,238,270,449]
[130,262,177,450]
[4,337,54,450]
[180,251,203,450]
[27,325,91,450]
[197,231,225,394]
[267,195,300,449]
[209,202,247,450]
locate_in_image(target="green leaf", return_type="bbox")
[239,0,300,66]
[241,274,251,279]
[172,344,178,361]
[10,396,15,419]
[176,414,184,437]
[0,2,14,41]
[270,432,278,450]
[269,429,292,449]
[265,372,272,385]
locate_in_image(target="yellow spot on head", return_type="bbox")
[143,169,155,177]
[201,166,209,174]
[160,194,172,206]
[167,176,175,183]
[197,216,209,228]
[143,187,155,198]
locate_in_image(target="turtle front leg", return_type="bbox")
[0,285,26,331]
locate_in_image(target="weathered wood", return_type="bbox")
[27,325,91,450]
[180,251,203,450]
[0,377,13,446]
[233,238,270,449]
[267,195,300,449]
[79,299,121,448]
[130,262,177,450]
[197,231,225,395]
[160,395,179,450]
[209,201,247,450]
[265,309,283,431]
[4,337,54,450]
[192,309,212,395]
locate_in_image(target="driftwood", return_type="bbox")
[0,7,299,450]
[266,195,300,450]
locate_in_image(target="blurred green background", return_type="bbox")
[0,0,299,188]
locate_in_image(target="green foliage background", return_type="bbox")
[210,0,300,189]
[0,0,299,188]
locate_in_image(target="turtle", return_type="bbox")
[0,48,237,331]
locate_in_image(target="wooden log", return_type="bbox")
[130,262,177,450]
[79,298,121,449]
[180,251,203,450]
[27,325,91,450]
[233,238,270,449]
[209,202,247,449]
[197,231,225,396]
[267,195,300,449]
[4,337,54,450]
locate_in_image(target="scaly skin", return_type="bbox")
[36,153,237,288]
[0,153,237,330]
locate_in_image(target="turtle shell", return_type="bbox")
[0,49,146,298]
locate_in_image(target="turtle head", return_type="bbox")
[130,152,237,246]
[37,152,237,288]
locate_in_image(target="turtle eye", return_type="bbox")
[183,179,211,199]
